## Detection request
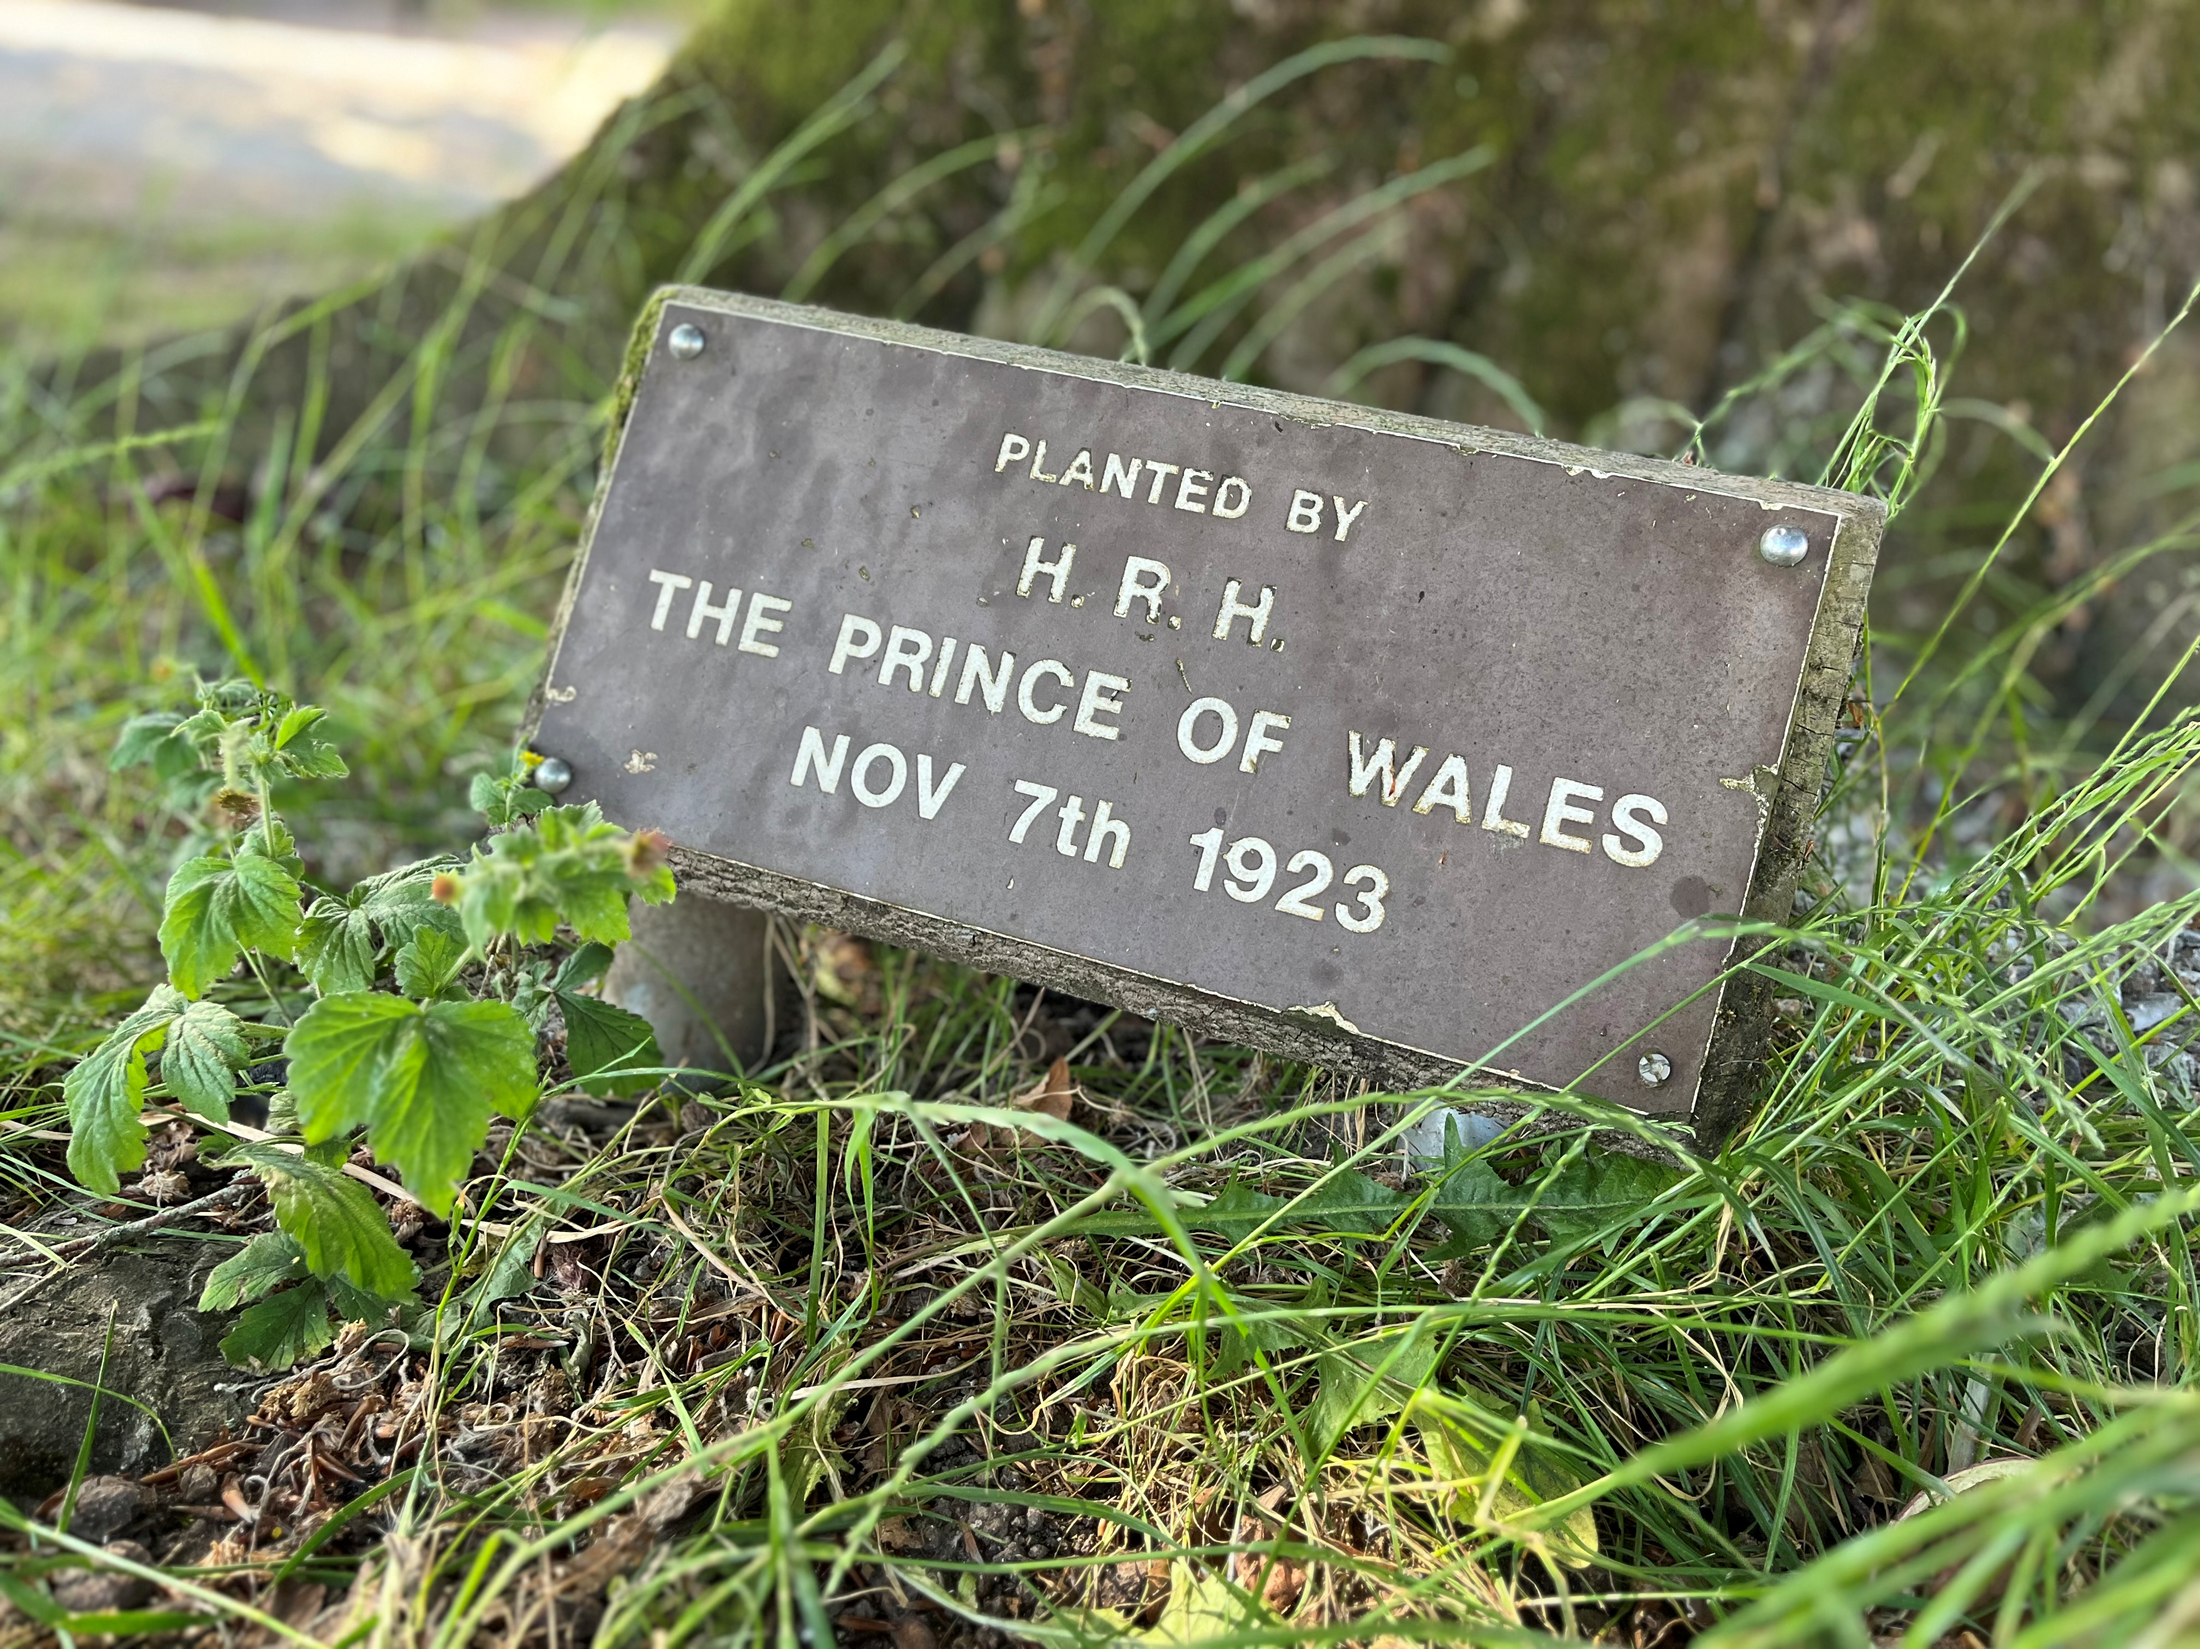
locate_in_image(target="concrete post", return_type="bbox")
[604,894,783,1082]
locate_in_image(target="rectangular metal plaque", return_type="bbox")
[530,289,1881,1137]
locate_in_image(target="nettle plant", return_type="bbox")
[63,679,674,1368]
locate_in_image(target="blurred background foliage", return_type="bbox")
[37,0,2200,727]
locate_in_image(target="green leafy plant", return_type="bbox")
[67,681,675,1367]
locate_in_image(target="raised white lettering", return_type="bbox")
[928,637,959,697]
[1481,764,1530,837]
[1085,800,1130,868]
[1017,658,1074,724]
[851,743,908,809]
[1018,536,1077,604]
[1286,489,1324,534]
[1347,731,1427,806]
[1239,710,1291,774]
[956,644,1015,713]
[995,432,1031,473]
[1540,778,1610,853]
[739,592,791,657]
[1009,779,1057,844]
[1179,697,1238,765]
[1411,754,1474,822]
[1212,579,1275,644]
[916,754,966,820]
[647,569,693,631]
[878,625,933,691]
[829,612,883,675]
[1054,794,1088,856]
[1603,794,1668,868]
[686,580,742,644]
[1116,556,1171,624]
[1540,778,1603,853]
[790,726,850,793]
[1074,671,1130,741]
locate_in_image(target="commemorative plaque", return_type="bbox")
[527,289,1882,1141]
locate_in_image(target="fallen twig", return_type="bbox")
[48,1178,259,1261]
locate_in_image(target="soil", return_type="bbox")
[0,1238,253,1499]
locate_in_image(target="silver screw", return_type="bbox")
[667,323,706,361]
[1638,1051,1672,1087]
[1759,524,1810,566]
[533,756,573,794]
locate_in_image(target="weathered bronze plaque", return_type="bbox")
[528,290,1882,1139]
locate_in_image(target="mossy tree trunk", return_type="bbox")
[184,0,2200,722]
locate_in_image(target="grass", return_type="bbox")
[3,35,2200,1648]
[0,186,456,354]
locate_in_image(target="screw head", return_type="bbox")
[666,323,706,361]
[1759,524,1810,567]
[1637,1051,1673,1087]
[532,756,573,794]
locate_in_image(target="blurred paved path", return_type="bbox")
[0,0,674,341]
[0,0,670,214]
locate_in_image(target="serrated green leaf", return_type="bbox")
[511,958,559,1033]
[286,993,536,1217]
[327,1273,416,1323]
[200,1231,309,1310]
[158,850,300,997]
[169,704,231,760]
[225,1142,417,1298]
[395,927,469,1001]
[304,1132,353,1167]
[157,998,248,1122]
[109,712,185,771]
[297,861,461,996]
[220,1280,335,1370]
[151,737,207,790]
[272,705,324,749]
[471,1227,542,1313]
[242,815,304,877]
[297,893,377,995]
[553,941,617,993]
[444,804,667,949]
[357,858,463,947]
[557,990,661,1097]
[61,984,187,1194]
[278,736,348,780]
